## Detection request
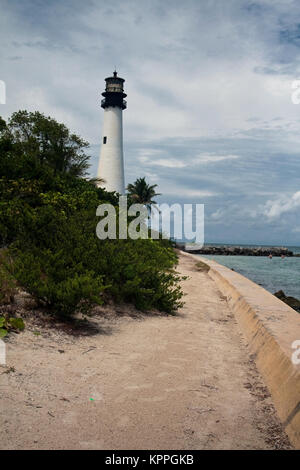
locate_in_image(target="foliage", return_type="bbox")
[89,237,184,312]
[7,209,107,315]
[7,207,183,314]
[0,172,118,246]
[127,176,161,209]
[0,110,184,317]
[0,252,17,304]
[0,315,25,338]
[0,110,90,179]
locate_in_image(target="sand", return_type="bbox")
[0,253,291,449]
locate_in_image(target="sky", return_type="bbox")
[1,0,300,245]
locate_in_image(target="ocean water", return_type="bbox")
[198,245,300,300]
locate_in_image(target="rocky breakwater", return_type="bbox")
[182,245,294,256]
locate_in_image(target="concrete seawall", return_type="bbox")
[181,251,300,448]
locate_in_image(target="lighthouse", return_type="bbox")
[97,71,127,194]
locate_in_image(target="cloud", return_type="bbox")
[164,189,218,198]
[210,209,223,220]
[1,0,300,243]
[144,158,187,168]
[139,153,239,168]
[194,154,240,164]
[262,191,300,219]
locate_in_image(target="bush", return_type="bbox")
[8,210,183,315]
[89,237,183,312]
[0,315,25,338]
[9,243,106,316]
[0,252,17,304]
[93,238,184,314]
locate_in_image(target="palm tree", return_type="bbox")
[126,177,161,212]
[86,176,106,187]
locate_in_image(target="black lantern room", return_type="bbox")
[101,71,127,110]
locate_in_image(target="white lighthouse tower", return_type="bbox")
[97,71,127,194]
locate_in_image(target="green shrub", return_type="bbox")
[0,252,17,304]
[0,315,25,338]
[9,246,106,316]
[90,238,184,313]
[7,205,183,315]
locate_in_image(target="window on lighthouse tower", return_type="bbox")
[103,136,107,144]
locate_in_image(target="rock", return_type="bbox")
[274,290,300,313]
[274,290,286,300]
[183,245,294,257]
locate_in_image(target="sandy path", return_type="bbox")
[0,253,291,449]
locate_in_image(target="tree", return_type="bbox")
[0,110,90,178]
[127,177,161,211]
[0,111,183,316]
[0,116,6,132]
